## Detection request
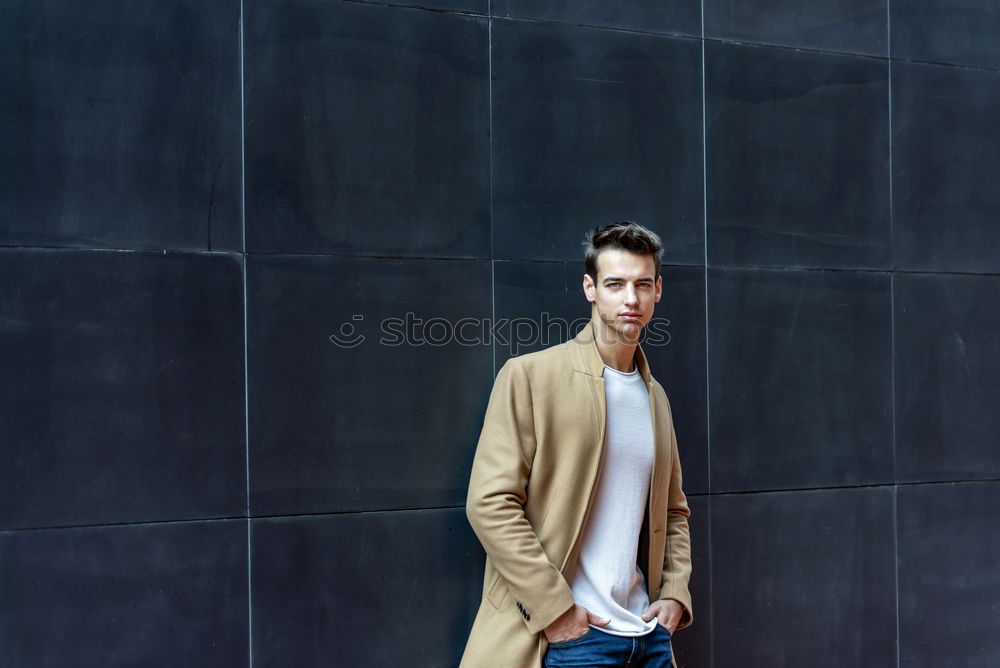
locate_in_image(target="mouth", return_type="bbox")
[620,312,643,321]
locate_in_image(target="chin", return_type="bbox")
[617,325,644,340]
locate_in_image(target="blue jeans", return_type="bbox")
[543,625,673,667]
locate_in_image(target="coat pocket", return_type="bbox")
[486,570,509,610]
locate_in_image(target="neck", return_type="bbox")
[591,320,638,373]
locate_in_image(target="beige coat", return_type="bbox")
[461,323,693,668]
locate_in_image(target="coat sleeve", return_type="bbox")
[466,360,576,634]
[657,404,695,630]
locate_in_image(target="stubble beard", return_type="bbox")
[594,309,645,347]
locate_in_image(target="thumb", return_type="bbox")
[587,610,611,627]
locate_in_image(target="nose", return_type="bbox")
[624,285,639,306]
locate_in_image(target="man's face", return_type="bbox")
[583,248,662,345]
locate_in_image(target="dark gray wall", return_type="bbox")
[2,1,999,666]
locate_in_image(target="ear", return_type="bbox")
[654,275,663,303]
[582,274,596,303]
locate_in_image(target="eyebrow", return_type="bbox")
[602,276,655,284]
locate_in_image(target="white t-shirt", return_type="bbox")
[569,364,657,637]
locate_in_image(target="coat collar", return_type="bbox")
[570,321,652,384]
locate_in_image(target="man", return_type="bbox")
[461,222,693,668]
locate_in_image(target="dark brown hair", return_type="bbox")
[583,221,663,281]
